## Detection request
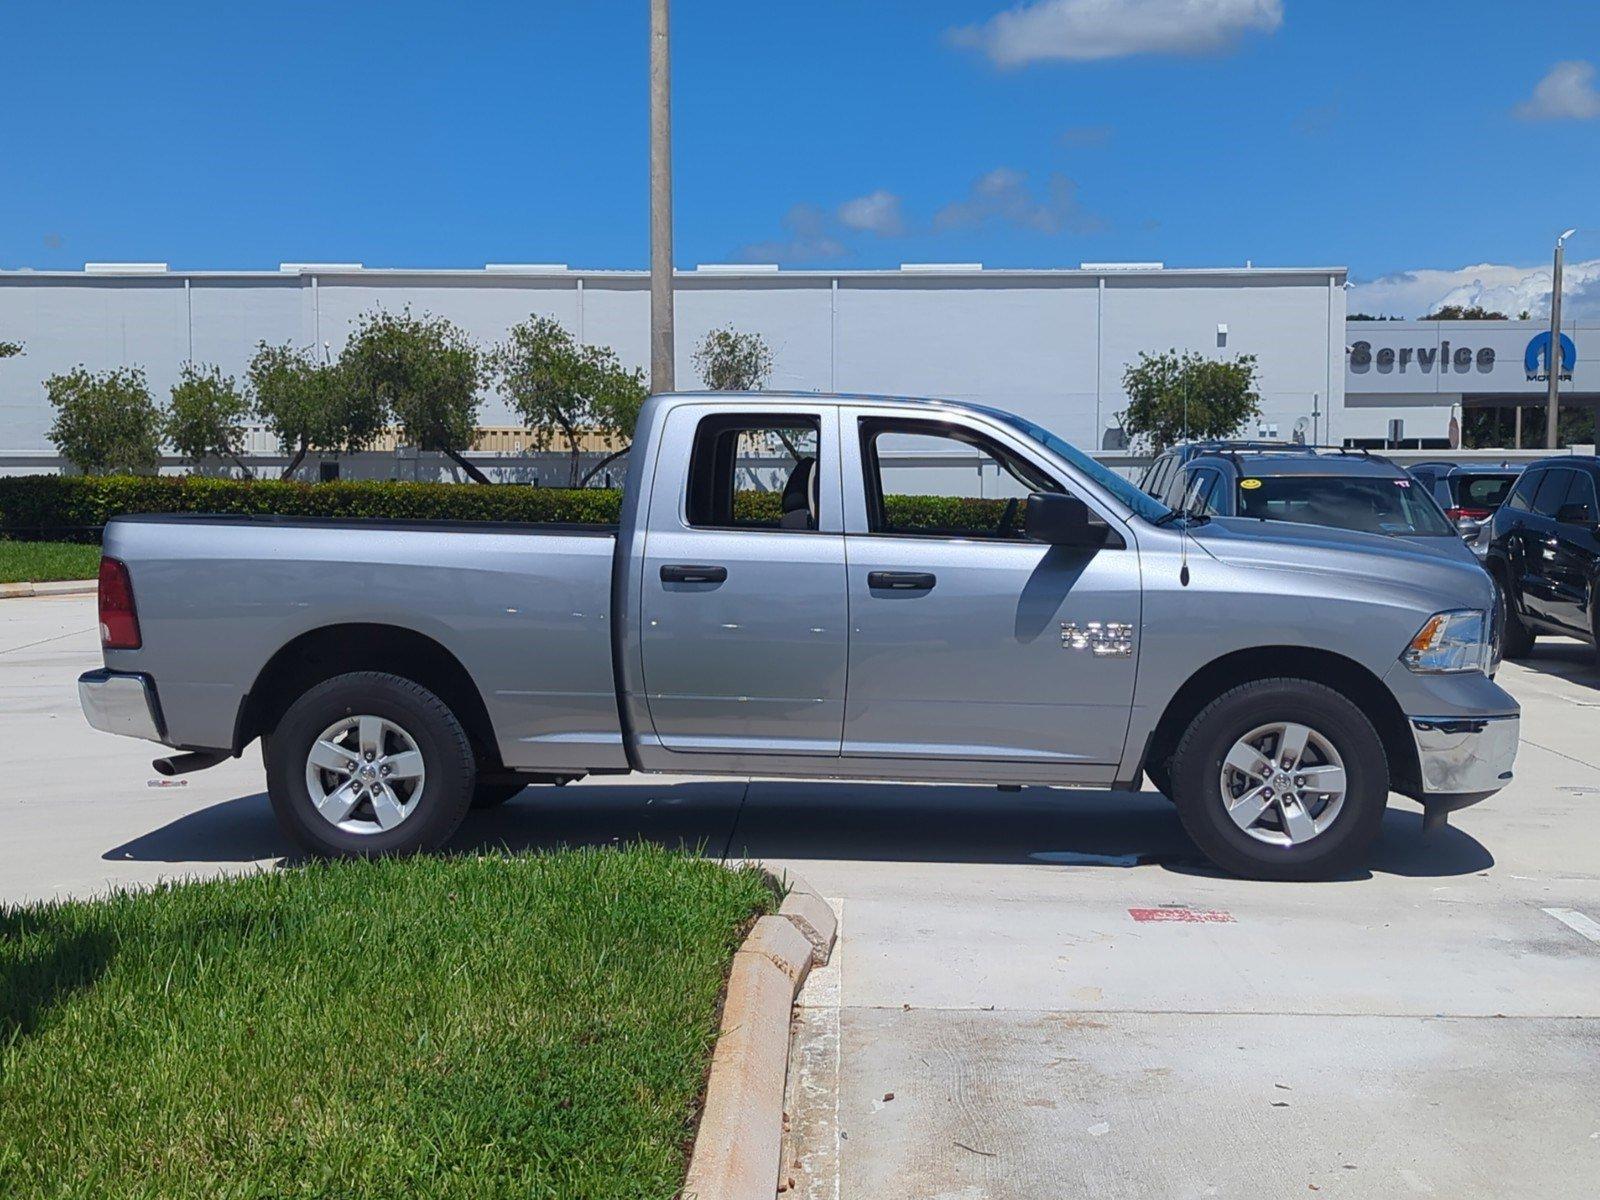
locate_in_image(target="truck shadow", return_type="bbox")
[1505,638,1599,689]
[103,780,1493,881]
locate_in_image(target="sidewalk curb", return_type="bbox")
[0,579,96,598]
[683,866,837,1200]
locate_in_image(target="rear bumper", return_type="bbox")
[78,669,165,743]
[1407,713,1518,809]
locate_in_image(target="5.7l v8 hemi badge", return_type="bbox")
[1060,621,1134,657]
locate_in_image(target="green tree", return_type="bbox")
[1119,350,1262,452]
[340,308,490,483]
[166,362,252,475]
[45,366,164,475]
[491,316,646,487]
[692,325,774,391]
[247,343,379,478]
[0,340,22,358]
[1421,304,1508,320]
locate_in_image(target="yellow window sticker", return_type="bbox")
[1240,478,1263,490]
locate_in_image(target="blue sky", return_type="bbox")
[5,1,1599,313]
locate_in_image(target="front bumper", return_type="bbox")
[78,669,165,742]
[1408,713,1518,808]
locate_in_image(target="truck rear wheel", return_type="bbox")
[1168,678,1387,881]
[265,671,476,858]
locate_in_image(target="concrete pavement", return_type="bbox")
[3,594,1598,1196]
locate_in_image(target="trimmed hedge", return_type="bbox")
[0,476,623,541]
[0,475,1023,542]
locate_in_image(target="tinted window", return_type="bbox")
[1161,460,1195,507]
[686,415,821,531]
[1556,471,1598,524]
[1454,474,1517,510]
[1183,468,1222,515]
[1145,454,1173,498]
[1504,470,1541,512]
[1235,474,1456,536]
[860,419,1058,539]
[1531,470,1573,519]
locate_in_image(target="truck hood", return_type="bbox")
[1188,516,1496,610]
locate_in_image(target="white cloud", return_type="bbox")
[1348,259,1600,320]
[933,167,1105,235]
[950,0,1283,67]
[1514,60,1600,122]
[736,204,847,264]
[837,190,907,237]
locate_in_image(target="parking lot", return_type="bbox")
[5,591,1599,1197]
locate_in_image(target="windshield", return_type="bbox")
[975,406,1173,523]
[1236,474,1456,536]
[1452,473,1517,510]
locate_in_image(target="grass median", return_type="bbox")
[0,847,773,1199]
[0,539,100,584]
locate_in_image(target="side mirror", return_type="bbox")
[1025,492,1123,549]
[1454,516,1482,542]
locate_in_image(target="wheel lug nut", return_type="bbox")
[1295,775,1306,786]
[380,765,390,775]
[364,750,375,761]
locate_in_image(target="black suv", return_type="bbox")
[1481,457,1600,660]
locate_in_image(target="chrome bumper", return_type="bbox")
[78,669,165,742]
[1409,714,1518,797]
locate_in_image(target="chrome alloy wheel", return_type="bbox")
[303,714,426,835]
[1218,721,1346,847]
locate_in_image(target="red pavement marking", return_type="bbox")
[1128,907,1235,923]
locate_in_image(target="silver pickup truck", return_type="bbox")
[79,392,1519,880]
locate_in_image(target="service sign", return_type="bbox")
[1345,321,1595,396]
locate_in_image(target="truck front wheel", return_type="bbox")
[1168,678,1388,881]
[265,671,476,858]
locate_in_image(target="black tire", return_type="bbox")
[1496,571,1536,659]
[1169,678,1388,881]
[265,671,476,858]
[472,782,527,810]
[1145,758,1175,801]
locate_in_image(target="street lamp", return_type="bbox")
[1545,228,1577,449]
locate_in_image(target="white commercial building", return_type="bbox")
[1,262,1348,476]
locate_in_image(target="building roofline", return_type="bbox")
[0,264,1348,282]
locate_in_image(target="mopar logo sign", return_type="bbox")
[1524,331,1576,382]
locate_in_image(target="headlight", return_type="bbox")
[1401,609,1491,675]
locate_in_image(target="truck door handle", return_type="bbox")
[660,564,727,584]
[868,570,936,591]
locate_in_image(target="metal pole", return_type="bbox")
[1546,233,1569,449]
[649,0,675,393]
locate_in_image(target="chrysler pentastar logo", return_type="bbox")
[1060,621,1134,657]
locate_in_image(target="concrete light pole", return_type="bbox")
[649,0,676,393]
[1545,228,1577,449]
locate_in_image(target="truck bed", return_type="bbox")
[101,514,628,772]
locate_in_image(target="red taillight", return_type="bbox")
[98,556,141,650]
[1445,507,1492,521]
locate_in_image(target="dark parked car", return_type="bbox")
[1407,461,1524,538]
[1142,445,1479,565]
[1481,456,1600,660]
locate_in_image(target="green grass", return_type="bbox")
[0,848,774,1200]
[0,539,100,583]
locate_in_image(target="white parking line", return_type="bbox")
[1542,908,1600,945]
